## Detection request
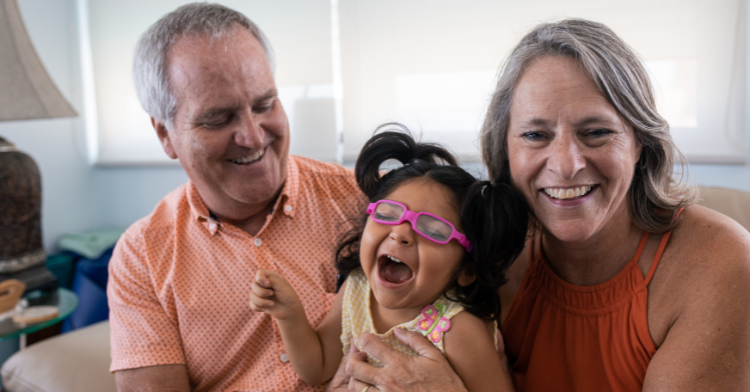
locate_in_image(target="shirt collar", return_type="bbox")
[277,156,299,219]
[186,156,300,224]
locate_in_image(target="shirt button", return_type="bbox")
[284,205,293,212]
[209,222,217,230]
[254,238,262,247]
[280,353,289,363]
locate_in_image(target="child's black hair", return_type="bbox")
[335,124,529,322]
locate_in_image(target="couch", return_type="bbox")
[1,185,748,392]
[1,321,114,392]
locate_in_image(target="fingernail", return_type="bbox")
[393,328,404,337]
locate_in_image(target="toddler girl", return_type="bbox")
[250,127,529,391]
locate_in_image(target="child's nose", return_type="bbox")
[389,222,415,245]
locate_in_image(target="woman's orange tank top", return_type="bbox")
[503,230,673,392]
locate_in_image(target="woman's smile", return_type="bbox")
[507,55,641,244]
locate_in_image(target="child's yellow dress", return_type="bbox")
[340,268,497,367]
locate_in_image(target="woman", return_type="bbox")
[331,19,750,392]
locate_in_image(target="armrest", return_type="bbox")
[1,320,115,392]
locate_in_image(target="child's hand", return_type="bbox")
[249,269,304,321]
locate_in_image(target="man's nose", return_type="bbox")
[234,113,265,148]
[546,131,586,180]
[389,222,416,246]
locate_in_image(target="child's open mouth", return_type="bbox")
[378,254,414,284]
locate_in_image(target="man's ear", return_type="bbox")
[457,270,476,286]
[152,117,178,159]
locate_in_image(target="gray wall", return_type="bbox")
[2,0,748,253]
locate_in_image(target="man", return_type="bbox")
[107,3,364,391]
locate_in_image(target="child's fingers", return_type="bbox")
[255,269,273,289]
[251,280,275,299]
[249,291,275,311]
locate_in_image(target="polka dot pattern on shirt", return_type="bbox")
[109,156,367,392]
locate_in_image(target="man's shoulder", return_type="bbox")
[123,182,192,239]
[292,155,360,194]
[293,155,355,181]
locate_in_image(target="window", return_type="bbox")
[83,0,746,165]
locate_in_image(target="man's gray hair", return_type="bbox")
[133,2,275,129]
[481,18,696,232]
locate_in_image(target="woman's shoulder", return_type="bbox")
[663,205,750,284]
[670,205,750,261]
[649,205,750,345]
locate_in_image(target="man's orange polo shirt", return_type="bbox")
[108,156,365,391]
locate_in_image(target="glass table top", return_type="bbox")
[0,288,78,342]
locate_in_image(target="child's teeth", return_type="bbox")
[387,255,402,263]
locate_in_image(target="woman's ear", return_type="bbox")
[457,270,476,286]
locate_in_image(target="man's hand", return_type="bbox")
[341,328,468,392]
[249,269,303,321]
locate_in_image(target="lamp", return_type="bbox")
[0,0,77,293]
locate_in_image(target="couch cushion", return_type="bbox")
[697,186,750,232]
[1,320,115,392]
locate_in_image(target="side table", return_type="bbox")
[0,288,78,349]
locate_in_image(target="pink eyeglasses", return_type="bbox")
[366,200,471,251]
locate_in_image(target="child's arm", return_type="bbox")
[443,312,515,392]
[249,269,344,385]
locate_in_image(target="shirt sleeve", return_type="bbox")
[108,225,186,372]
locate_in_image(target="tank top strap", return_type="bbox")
[643,208,685,285]
[643,231,669,285]
[632,231,650,265]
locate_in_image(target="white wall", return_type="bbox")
[0,0,188,252]
[1,0,748,253]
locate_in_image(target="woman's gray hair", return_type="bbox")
[133,2,275,130]
[481,18,697,232]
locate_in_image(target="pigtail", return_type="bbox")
[355,123,458,199]
[454,181,530,321]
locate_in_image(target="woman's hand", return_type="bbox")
[330,328,468,392]
[327,345,373,392]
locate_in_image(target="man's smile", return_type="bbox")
[228,146,266,165]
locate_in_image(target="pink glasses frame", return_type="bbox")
[366,200,472,251]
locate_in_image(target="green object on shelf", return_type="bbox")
[58,229,125,260]
[46,254,75,289]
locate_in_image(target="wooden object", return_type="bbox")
[13,305,58,324]
[0,279,25,313]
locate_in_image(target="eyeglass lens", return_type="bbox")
[373,201,453,243]
[373,201,404,222]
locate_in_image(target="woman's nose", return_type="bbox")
[389,222,415,245]
[546,133,586,180]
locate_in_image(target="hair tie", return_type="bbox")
[481,182,493,197]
